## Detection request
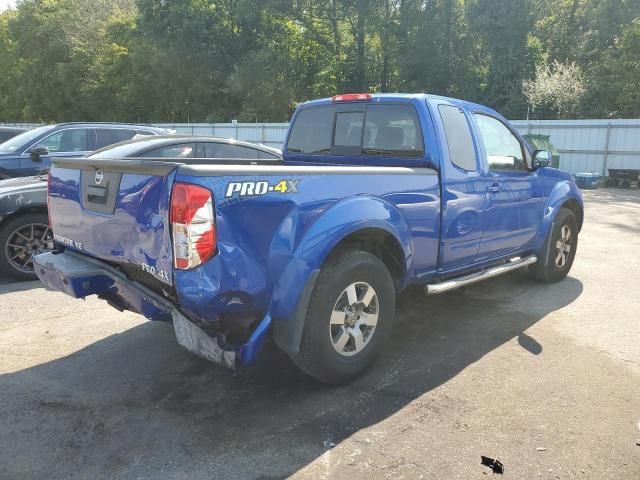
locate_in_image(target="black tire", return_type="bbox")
[530,208,578,283]
[0,212,52,281]
[291,249,396,384]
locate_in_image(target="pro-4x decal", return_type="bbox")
[225,179,299,198]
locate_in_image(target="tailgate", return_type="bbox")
[48,158,181,286]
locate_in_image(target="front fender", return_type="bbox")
[533,180,583,252]
[270,195,413,352]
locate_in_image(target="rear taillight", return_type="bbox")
[170,182,216,269]
[331,93,372,102]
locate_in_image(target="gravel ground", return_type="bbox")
[0,188,638,480]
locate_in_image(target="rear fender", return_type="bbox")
[533,180,583,252]
[271,195,412,352]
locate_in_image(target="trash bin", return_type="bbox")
[523,134,560,169]
[574,172,601,189]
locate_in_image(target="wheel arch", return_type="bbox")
[560,197,583,232]
[299,196,413,283]
[534,181,584,252]
[323,227,406,288]
[0,205,49,231]
[271,196,413,354]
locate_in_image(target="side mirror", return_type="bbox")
[532,150,552,169]
[29,146,49,161]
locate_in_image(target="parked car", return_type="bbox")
[0,126,27,143]
[35,93,583,384]
[0,175,50,280]
[0,123,170,179]
[0,136,281,280]
[88,135,282,161]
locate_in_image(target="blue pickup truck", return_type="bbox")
[35,94,583,383]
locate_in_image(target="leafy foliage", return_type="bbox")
[0,0,638,122]
[523,61,585,118]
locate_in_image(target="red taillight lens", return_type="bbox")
[170,182,216,269]
[331,93,372,102]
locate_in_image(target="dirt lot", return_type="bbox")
[0,188,639,480]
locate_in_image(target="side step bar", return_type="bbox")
[425,255,538,295]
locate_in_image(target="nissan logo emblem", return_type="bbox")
[94,169,104,185]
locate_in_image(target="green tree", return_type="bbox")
[588,19,640,117]
[466,0,531,117]
[522,61,586,118]
[0,0,639,122]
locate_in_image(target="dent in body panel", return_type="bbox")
[48,166,176,284]
[174,171,441,324]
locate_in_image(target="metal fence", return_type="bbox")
[156,123,288,149]
[4,119,640,175]
[510,119,640,175]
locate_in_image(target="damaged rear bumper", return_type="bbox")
[34,250,271,368]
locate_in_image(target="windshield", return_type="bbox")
[0,125,56,154]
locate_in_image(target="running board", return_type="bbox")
[425,255,538,295]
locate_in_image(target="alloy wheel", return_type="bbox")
[4,222,54,274]
[555,224,572,268]
[329,282,379,357]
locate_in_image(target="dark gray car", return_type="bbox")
[0,126,27,143]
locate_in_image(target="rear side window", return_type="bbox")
[95,129,138,149]
[287,103,423,157]
[287,107,333,154]
[140,143,195,158]
[136,129,156,137]
[257,150,281,160]
[438,105,477,171]
[203,143,260,159]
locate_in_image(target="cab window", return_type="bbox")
[335,112,364,147]
[286,103,423,158]
[286,107,334,154]
[474,114,526,171]
[438,105,477,171]
[362,105,423,157]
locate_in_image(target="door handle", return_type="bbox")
[488,183,500,193]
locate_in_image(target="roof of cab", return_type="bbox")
[299,93,502,118]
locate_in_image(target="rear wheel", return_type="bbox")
[291,249,395,384]
[530,208,578,283]
[0,212,54,281]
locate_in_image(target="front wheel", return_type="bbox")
[291,250,396,384]
[530,208,578,283]
[0,212,54,281]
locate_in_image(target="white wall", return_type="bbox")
[511,119,640,174]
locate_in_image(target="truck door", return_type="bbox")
[437,104,486,270]
[472,113,545,259]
